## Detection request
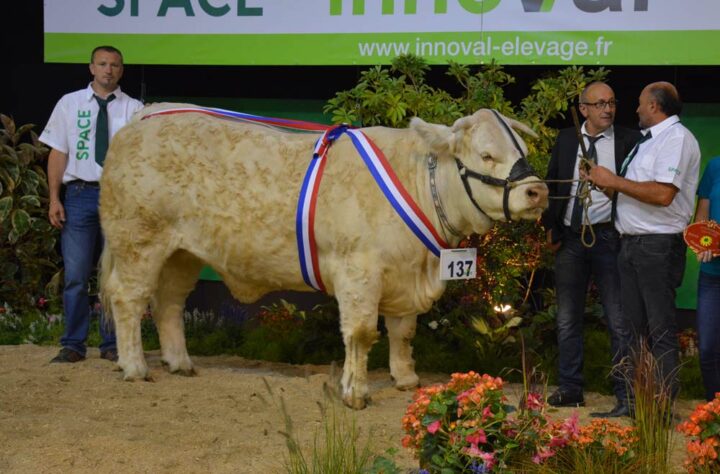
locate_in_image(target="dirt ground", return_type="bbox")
[0,344,702,473]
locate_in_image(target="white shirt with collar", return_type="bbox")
[616,115,701,235]
[39,83,143,183]
[563,123,616,226]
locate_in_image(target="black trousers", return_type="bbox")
[618,233,685,399]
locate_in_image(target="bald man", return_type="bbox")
[542,82,640,417]
[588,82,701,403]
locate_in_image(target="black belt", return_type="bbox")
[566,222,615,233]
[66,179,100,187]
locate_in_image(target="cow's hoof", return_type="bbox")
[393,374,420,391]
[121,364,149,381]
[170,367,197,377]
[343,392,370,410]
[161,356,194,376]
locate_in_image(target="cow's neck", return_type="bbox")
[425,154,494,244]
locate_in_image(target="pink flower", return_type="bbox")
[525,392,544,411]
[466,429,487,445]
[427,420,441,434]
[561,412,580,438]
[464,443,483,457]
[479,451,496,470]
[532,447,556,464]
[482,406,493,421]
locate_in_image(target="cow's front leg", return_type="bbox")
[335,273,381,410]
[385,314,420,390]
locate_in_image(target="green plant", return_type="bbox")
[0,114,61,313]
[324,55,608,373]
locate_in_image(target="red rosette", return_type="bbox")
[684,221,720,256]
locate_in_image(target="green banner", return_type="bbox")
[45,30,720,66]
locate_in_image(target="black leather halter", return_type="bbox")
[455,110,538,222]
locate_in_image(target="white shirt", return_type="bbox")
[39,83,143,183]
[563,123,615,226]
[616,115,701,235]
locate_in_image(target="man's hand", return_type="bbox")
[48,200,65,229]
[546,229,561,252]
[696,249,715,263]
[586,164,617,189]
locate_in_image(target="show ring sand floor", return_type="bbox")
[0,344,702,473]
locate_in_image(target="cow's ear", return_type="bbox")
[410,117,453,155]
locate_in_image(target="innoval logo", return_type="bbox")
[330,0,502,15]
[330,0,648,15]
[521,0,555,12]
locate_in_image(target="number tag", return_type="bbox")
[439,248,477,280]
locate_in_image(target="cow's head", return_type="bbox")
[411,109,548,225]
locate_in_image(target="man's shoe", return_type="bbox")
[590,402,630,418]
[100,349,118,362]
[50,348,85,363]
[547,389,585,407]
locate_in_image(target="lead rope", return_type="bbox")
[499,170,602,249]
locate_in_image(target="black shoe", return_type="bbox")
[50,348,85,363]
[547,388,585,407]
[590,402,630,418]
[100,349,118,362]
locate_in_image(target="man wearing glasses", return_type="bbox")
[588,82,701,405]
[542,82,641,417]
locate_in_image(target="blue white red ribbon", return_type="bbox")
[142,107,448,293]
[296,126,449,291]
[142,106,331,132]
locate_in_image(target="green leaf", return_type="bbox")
[505,316,523,329]
[31,218,52,232]
[11,209,31,237]
[472,317,490,335]
[0,196,12,222]
[19,195,41,208]
[0,114,15,135]
[427,400,448,416]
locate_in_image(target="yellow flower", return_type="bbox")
[701,235,713,247]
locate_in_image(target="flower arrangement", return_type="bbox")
[678,393,720,473]
[401,372,639,473]
[572,419,639,463]
[402,372,576,472]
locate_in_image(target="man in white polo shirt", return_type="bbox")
[40,46,143,364]
[588,81,701,402]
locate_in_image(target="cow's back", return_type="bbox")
[101,104,442,308]
[101,107,321,296]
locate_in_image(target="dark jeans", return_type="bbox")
[60,182,115,356]
[618,233,685,399]
[554,226,629,402]
[698,271,720,401]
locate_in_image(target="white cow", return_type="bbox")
[99,104,548,409]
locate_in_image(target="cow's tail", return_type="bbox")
[99,245,116,325]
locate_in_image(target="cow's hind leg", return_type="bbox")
[385,314,420,390]
[152,250,204,376]
[104,253,159,381]
[335,271,381,410]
